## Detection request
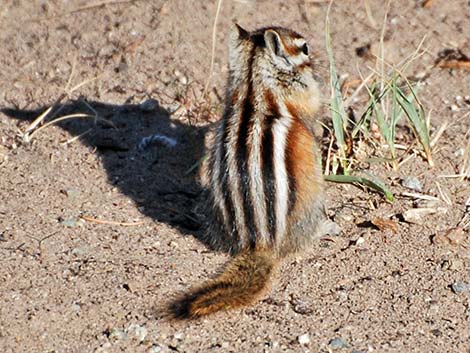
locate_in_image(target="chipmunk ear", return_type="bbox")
[264,29,286,58]
[234,23,249,40]
[229,23,249,48]
[229,23,249,73]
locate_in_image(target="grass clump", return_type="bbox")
[324,1,432,200]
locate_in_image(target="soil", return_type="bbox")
[1,1,469,353]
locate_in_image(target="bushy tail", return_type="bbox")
[169,250,276,319]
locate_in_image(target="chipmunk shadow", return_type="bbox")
[2,98,209,238]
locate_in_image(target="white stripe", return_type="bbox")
[248,115,269,245]
[272,102,292,246]
[226,103,248,248]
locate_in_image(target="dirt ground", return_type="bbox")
[1,1,469,352]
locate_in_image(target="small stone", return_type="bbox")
[355,237,365,245]
[448,259,464,271]
[174,332,184,340]
[174,70,188,85]
[221,341,230,349]
[433,227,466,247]
[71,247,88,256]
[140,98,159,112]
[63,188,80,198]
[401,176,422,192]
[126,323,148,342]
[329,337,349,349]
[351,350,364,353]
[298,333,310,345]
[71,303,81,313]
[270,341,280,349]
[451,282,469,294]
[403,207,447,225]
[167,102,181,114]
[60,218,79,227]
[108,328,127,341]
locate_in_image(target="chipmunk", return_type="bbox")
[169,24,324,318]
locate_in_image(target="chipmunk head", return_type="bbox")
[228,24,320,116]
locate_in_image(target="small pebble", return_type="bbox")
[329,337,349,349]
[140,98,159,112]
[298,333,310,345]
[60,218,79,228]
[355,237,365,245]
[127,323,148,342]
[71,303,81,313]
[401,176,422,192]
[351,350,364,353]
[71,247,88,256]
[174,332,185,340]
[449,259,464,271]
[63,188,80,198]
[451,282,469,294]
[270,341,280,349]
[108,328,127,341]
[174,69,188,85]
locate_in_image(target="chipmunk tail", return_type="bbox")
[168,250,276,319]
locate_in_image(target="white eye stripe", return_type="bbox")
[293,38,306,47]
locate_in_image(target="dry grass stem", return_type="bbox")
[401,192,440,201]
[28,113,94,140]
[202,0,224,99]
[430,118,448,148]
[363,0,377,27]
[324,134,335,176]
[80,215,145,227]
[435,181,452,205]
[61,128,94,146]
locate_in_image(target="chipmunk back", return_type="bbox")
[169,24,324,318]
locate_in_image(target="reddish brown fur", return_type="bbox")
[285,102,320,214]
[264,90,278,114]
[279,36,299,56]
[231,87,239,105]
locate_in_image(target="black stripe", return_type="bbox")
[285,147,297,215]
[235,46,257,249]
[218,111,236,239]
[261,115,277,242]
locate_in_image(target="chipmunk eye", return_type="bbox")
[301,43,308,55]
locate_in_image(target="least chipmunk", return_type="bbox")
[170,24,324,318]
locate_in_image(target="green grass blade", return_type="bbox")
[396,84,433,166]
[325,173,394,202]
[390,77,400,141]
[364,82,398,169]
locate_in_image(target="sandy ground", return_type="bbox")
[0,1,469,352]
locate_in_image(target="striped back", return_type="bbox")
[208,25,322,255]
